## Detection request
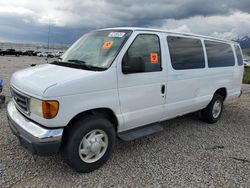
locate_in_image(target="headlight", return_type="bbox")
[29,98,59,119]
[29,98,43,117]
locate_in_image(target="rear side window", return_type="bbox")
[234,45,243,66]
[122,34,161,74]
[167,36,205,70]
[205,41,235,67]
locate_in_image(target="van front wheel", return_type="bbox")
[201,94,223,123]
[62,116,115,173]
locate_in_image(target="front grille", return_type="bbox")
[11,87,30,114]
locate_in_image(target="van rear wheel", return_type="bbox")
[62,116,115,173]
[201,94,223,123]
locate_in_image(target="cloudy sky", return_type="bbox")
[0,0,250,44]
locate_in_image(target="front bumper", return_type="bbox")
[7,101,63,155]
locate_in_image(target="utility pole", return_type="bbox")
[47,18,51,52]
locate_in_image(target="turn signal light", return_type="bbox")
[42,101,59,119]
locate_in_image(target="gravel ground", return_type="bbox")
[0,56,249,187]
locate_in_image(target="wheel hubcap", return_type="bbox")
[79,129,108,163]
[212,100,222,118]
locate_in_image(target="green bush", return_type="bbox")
[243,67,250,84]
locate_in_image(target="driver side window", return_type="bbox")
[122,34,162,74]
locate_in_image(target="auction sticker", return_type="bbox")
[102,41,113,49]
[150,52,158,64]
[108,32,126,38]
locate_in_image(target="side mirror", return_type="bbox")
[122,56,145,74]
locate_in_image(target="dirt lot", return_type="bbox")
[0,56,250,187]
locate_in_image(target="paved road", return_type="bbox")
[0,56,249,187]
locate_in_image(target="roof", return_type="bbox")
[97,27,238,44]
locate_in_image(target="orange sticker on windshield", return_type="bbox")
[102,41,113,49]
[150,52,158,64]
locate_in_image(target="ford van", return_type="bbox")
[7,27,244,172]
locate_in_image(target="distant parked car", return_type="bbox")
[0,49,22,56]
[37,52,48,57]
[22,50,34,56]
[244,59,250,67]
[55,51,64,57]
[27,50,34,56]
[37,52,43,57]
[32,51,41,56]
[47,52,55,58]
[37,51,55,58]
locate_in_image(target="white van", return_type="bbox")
[7,27,244,172]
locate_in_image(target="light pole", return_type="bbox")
[47,18,51,53]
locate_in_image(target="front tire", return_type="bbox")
[201,94,224,123]
[62,116,115,173]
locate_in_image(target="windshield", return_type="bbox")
[60,30,132,70]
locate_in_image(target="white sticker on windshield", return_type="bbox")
[108,32,126,38]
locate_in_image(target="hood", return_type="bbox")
[11,64,97,97]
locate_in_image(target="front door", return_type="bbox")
[117,32,167,132]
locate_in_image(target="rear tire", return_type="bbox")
[201,94,223,123]
[62,115,115,173]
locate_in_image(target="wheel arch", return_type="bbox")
[62,108,119,141]
[214,87,227,101]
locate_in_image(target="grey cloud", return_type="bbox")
[0,13,86,43]
[159,12,250,40]
[56,0,250,27]
[0,0,250,43]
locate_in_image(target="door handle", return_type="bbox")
[161,85,166,99]
[161,85,165,94]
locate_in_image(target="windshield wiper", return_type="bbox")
[67,59,106,71]
[67,59,87,65]
[51,60,106,71]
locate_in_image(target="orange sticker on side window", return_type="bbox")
[150,52,158,64]
[102,41,113,49]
